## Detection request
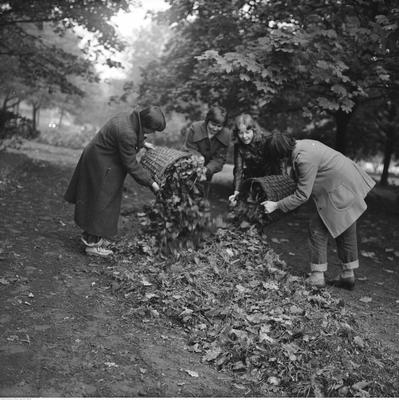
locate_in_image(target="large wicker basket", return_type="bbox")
[140,146,192,186]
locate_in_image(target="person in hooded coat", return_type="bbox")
[262,132,375,290]
[64,105,166,257]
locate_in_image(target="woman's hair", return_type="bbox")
[266,132,296,161]
[205,106,227,126]
[139,105,166,131]
[232,113,262,142]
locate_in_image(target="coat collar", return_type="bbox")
[130,111,145,148]
[192,121,230,146]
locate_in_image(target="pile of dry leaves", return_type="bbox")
[107,226,398,397]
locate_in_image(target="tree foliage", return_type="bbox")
[139,0,399,155]
[0,0,134,96]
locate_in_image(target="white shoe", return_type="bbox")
[306,272,326,288]
[85,245,114,257]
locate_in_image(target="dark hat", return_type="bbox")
[139,106,166,132]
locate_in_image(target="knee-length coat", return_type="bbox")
[64,111,154,238]
[183,121,230,177]
[277,140,375,238]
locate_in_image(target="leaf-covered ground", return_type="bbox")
[107,224,398,397]
[1,141,399,397]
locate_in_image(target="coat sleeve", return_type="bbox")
[205,143,228,175]
[182,124,203,158]
[233,144,244,192]
[277,151,317,212]
[117,129,154,187]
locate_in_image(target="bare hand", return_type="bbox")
[261,200,279,214]
[144,142,155,150]
[228,191,239,207]
[151,182,160,193]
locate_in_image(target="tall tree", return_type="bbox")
[140,0,398,154]
[0,0,135,95]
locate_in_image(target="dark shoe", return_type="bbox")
[328,275,355,290]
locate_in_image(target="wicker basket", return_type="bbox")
[239,175,296,223]
[245,175,296,202]
[140,146,192,186]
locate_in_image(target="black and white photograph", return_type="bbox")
[0,0,398,397]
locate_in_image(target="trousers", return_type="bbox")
[308,213,359,272]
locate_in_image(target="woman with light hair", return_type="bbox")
[229,113,282,206]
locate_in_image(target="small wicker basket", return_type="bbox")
[239,175,296,223]
[244,175,296,202]
[140,146,193,186]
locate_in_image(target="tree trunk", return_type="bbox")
[380,103,397,186]
[32,102,41,132]
[58,107,65,127]
[334,110,352,154]
[380,126,395,186]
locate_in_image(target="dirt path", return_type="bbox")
[0,151,242,397]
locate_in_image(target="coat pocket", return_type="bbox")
[328,183,355,210]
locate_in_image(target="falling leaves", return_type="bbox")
[140,150,212,255]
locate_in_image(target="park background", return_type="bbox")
[0,0,399,397]
[1,0,399,184]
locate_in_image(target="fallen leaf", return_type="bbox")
[267,376,280,386]
[141,277,152,286]
[239,221,251,229]
[145,293,158,300]
[104,362,118,368]
[383,269,394,274]
[185,369,199,378]
[352,381,371,391]
[353,336,365,348]
[360,251,376,258]
[0,278,9,285]
[235,284,247,293]
[359,296,372,303]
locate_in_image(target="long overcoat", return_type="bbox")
[183,121,230,176]
[278,139,375,238]
[64,111,153,238]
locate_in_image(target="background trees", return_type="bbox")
[138,0,398,180]
[1,0,398,182]
[0,0,133,137]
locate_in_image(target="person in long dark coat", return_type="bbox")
[262,133,375,290]
[64,105,166,257]
[228,113,283,206]
[182,106,230,181]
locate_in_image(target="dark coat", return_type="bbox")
[64,111,154,238]
[278,140,375,238]
[182,121,230,177]
[233,130,282,192]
